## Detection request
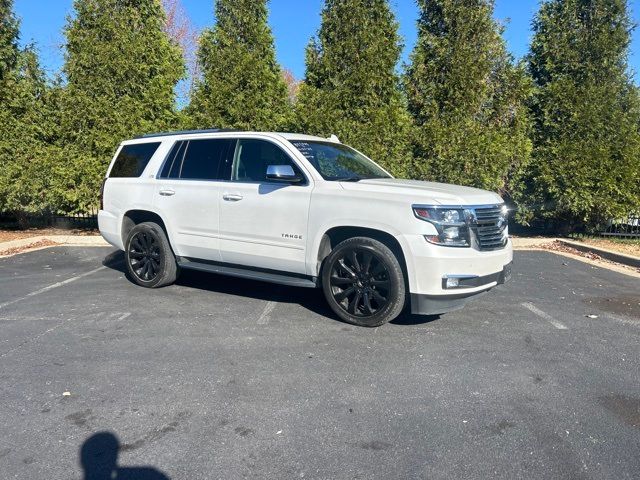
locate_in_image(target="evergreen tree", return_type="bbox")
[0,2,55,218]
[60,0,184,212]
[0,0,19,139]
[0,47,61,219]
[526,0,640,229]
[0,0,19,93]
[0,0,19,91]
[295,0,411,176]
[187,0,291,130]
[405,0,532,198]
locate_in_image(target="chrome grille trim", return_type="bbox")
[470,205,508,251]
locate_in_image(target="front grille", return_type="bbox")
[472,206,508,251]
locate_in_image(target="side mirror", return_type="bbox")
[266,165,302,183]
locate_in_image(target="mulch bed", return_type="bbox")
[0,239,60,256]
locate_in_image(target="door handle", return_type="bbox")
[159,189,175,196]
[223,193,243,202]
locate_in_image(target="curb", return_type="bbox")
[557,239,640,269]
[0,235,109,254]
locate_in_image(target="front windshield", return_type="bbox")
[289,140,392,181]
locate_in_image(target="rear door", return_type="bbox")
[218,138,313,275]
[154,137,235,261]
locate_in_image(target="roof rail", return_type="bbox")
[135,128,240,139]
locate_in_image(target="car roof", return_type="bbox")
[123,130,338,145]
[274,132,336,142]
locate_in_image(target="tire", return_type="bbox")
[321,237,406,327]
[124,221,178,288]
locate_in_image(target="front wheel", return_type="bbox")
[321,237,406,327]
[125,221,178,288]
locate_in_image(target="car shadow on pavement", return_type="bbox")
[102,249,126,270]
[80,432,170,479]
[390,313,441,326]
[178,268,338,318]
[102,250,440,326]
[102,250,336,318]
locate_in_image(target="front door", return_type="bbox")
[218,138,313,275]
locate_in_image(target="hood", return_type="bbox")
[339,178,503,206]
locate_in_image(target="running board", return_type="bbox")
[177,257,318,288]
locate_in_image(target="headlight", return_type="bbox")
[413,207,470,247]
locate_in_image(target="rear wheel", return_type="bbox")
[125,221,177,288]
[321,237,405,327]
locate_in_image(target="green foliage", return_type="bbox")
[0,48,62,215]
[295,0,412,176]
[1,0,639,233]
[405,0,532,201]
[0,2,59,217]
[0,0,19,91]
[186,0,291,130]
[57,0,184,212]
[526,0,640,229]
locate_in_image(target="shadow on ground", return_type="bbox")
[81,432,169,479]
[102,250,441,327]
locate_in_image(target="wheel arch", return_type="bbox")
[315,225,412,291]
[121,209,171,248]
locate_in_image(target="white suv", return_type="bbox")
[99,130,512,327]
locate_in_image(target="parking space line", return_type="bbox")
[0,265,106,310]
[521,302,568,330]
[0,316,75,358]
[257,301,278,325]
[605,313,640,328]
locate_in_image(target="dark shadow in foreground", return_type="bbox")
[81,432,170,480]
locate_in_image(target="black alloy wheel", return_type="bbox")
[322,237,406,327]
[125,221,178,288]
[128,230,162,282]
[329,248,391,317]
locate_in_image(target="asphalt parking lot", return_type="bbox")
[0,246,639,479]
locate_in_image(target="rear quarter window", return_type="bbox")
[109,142,161,178]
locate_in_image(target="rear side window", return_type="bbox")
[109,142,160,178]
[159,139,235,180]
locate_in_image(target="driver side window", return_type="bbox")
[232,139,302,183]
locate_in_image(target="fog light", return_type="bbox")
[445,277,459,288]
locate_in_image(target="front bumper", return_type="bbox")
[441,261,512,289]
[410,261,512,315]
[403,234,513,296]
